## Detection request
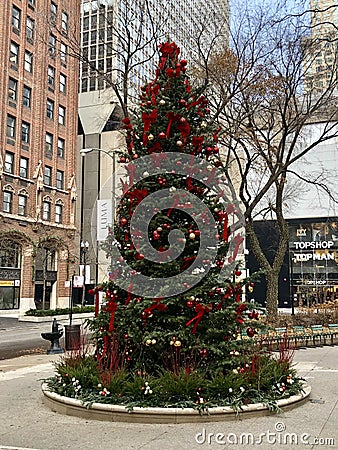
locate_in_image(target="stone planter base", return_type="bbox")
[42,383,311,424]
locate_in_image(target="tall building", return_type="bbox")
[77,0,230,287]
[0,0,80,314]
[303,0,338,94]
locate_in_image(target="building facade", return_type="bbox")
[77,0,230,287]
[303,0,338,94]
[0,0,80,314]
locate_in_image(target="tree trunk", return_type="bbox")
[265,270,279,322]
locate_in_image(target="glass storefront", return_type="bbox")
[289,219,338,306]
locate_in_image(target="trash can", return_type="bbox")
[64,324,81,351]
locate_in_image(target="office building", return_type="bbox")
[303,0,338,94]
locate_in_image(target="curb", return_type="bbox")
[42,383,311,424]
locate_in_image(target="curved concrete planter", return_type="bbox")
[42,383,311,424]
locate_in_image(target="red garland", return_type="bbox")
[192,135,204,153]
[186,303,212,334]
[143,298,168,317]
[177,119,191,141]
[236,303,246,324]
[165,111,180,137]
[106,300,118,332]
[142,109,158,145]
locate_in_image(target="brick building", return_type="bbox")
[0,0,80,315]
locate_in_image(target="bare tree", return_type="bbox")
[193,0,338,319]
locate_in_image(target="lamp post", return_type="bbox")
[80,240,89,307]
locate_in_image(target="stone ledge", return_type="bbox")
[19,313,94,323]
[41,383,311,424]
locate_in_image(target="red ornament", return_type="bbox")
[180,59,188,66]
[140,311,148,320]
[120,218,128,226]
[119,156,126,163]
[199,348,207,358]
[158,132,166,139]
[133,154,139,159]
[124,333,129,339]
[246,327,255,338]
[235,270,242,276]
[179,99,186,107]
[186,301,194,308]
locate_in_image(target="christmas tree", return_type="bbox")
[46,42,305,413]
[90,41,262,377]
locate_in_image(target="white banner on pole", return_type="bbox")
[97,199,112,241]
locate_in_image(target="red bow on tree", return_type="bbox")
[186,303,212,334]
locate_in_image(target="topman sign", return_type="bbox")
[293,240,334,250]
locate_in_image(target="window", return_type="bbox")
[60,43,67,63]
[26,17,34,40]
[46,99,54,119]
[55,204,63,223]
[59,73,66,93]
[6,115,16,139]
[8,78,18,101]
[57,138,65,158]
[45,133,53,158]
[18,195,27,216]
[12,5,21,29]
[20,157,28,178]
[44,166,52,186]
[49,34,56,56]
[56,170,64,190]
[24,51,33,72]
[58,106,66,125]
[21,122,30,144]
[43,201,51,221]
[47,66,55,88]
[5,153,14,174]
[3,191,13,214]
[61,12,68,32]
[23,86,31,107]
[50,2,57,21]
[10,41,19,64]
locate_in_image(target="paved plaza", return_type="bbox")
[0,345,337,450]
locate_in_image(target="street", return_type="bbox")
[0,317,56,360]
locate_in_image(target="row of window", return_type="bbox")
[10,38,67,72]
[50,1,69,32]
[3,190,63,223]
[12,2,68,34]
[6,114,65,157]
[8,72,66,107]
[12,5,35,40]
[4,152,65,189]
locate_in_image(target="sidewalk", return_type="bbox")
[0,346,337,450]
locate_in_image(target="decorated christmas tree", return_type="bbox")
[46,42,305,412]
[90,41,262,376]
